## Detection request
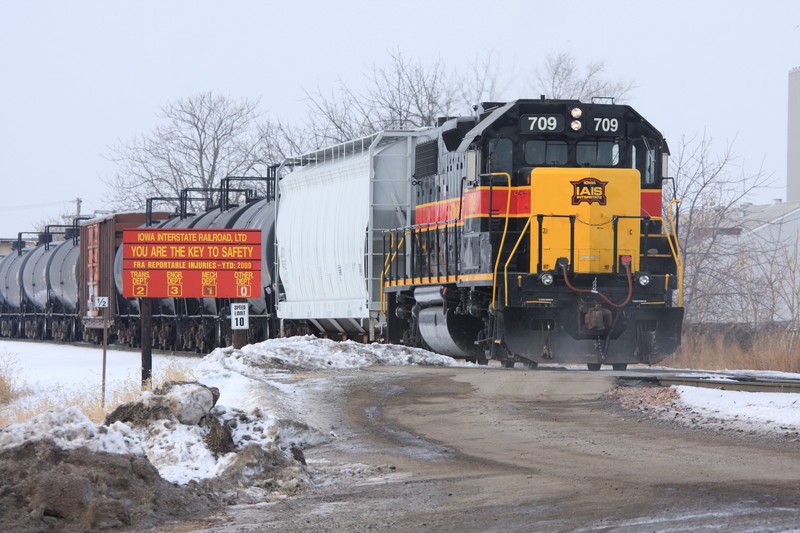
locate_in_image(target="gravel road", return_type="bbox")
[163,366,800,532]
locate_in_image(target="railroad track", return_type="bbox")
[619,373,800,394]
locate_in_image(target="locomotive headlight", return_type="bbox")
[540,272,554,286]
[570,107,583,119]
[570,120,582,131]
[637,274,651,286]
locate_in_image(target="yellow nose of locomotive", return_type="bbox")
[529,168,641,274]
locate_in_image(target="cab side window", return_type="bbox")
[487,138,513,175]
[630,138,656,185]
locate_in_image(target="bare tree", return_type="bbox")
[104,92,269,209]
[456,50,508,110]
[775,231,800,327]
[670,133,773,324]
[531,51,634,102]
[274,50,637,157]
[294,50,459,149]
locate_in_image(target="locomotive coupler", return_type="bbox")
[584,305,612,332]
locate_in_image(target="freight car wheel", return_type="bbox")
[587,363,602,371]
[612,363,628,371]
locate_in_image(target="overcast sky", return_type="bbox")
[0,0,798,238]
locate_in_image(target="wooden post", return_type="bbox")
[141,298,152,388]
[232,328,247,349]
[231,299,248,349]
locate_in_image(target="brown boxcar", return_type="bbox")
[80,212,169,341]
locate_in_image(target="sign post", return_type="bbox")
[94,296,109,407]
[231,302,249,349]
[140,298,152,388]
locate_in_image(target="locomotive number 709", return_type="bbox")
[593,117,619,132]
[520,114,565,133]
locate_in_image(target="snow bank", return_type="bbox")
[205,335,461,374]
[0,336,461,491]
[0,406,141,455]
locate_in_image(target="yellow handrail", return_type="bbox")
[379,231,395,316]
[496,209,684,309]
[490,173,512,310]
[666,199,684,307]
[503,215,535,306]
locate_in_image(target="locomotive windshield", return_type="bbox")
[576,140,621,166]
[475,100,667,188]
[524,140,567,165]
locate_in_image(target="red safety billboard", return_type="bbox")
[122,229,262,298]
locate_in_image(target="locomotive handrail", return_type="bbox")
[503,213,576,306]
[488,172,512,310]
[611,215,649,274]
[501,211,683,308]
[380,231,400,315]
[381,219,460,288]
[536,214,576,273]
[667,199,684,306]
[503,216,534,306]
[610,211,684,307]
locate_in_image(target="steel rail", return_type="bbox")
[634,375,800,394]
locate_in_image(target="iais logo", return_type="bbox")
[570,177,608,205]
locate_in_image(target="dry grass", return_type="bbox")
[662,330,800,372]
[0,354,26,407]
[0,359,196,428]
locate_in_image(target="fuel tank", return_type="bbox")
[414,287,484,358]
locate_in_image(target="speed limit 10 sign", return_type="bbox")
[231,303,249,330]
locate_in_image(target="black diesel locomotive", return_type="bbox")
[381,99,684,369]
[0,98,683,368]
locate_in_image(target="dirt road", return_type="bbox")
[171,366,800,532]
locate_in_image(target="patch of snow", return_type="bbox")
[675,386,800,435]
[0,406,141,455]
[0,336,460,489]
